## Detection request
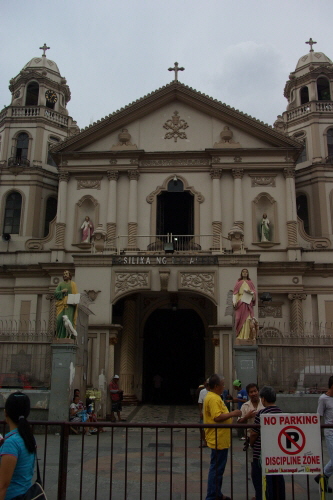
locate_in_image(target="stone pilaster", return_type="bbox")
[284,168,298,247]
[46,294,56,335]
[127,170,140,249]
[120,298,136,400]
[107,170,118,244]
[55,171,69,248]
[210,168,222,250]
[288,293,307,334]
[232,169,244,230]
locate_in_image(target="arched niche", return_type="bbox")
[146,175,204,239]
[252,192,279,246]
[74,195,99,245]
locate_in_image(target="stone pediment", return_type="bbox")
[51,82,301,159]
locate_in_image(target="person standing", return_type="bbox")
[198,378,209,447]
[227,380,248,439]
[0,392,35,499]
[250,386,285,500]
[204,374,241,500]
[233,269,257,340]
[314,375,333,493]
[54,270,79,338]
[109,375,125,422]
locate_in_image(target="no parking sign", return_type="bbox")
[261,413,323,475]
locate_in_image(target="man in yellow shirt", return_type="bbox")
[204,374,242,500]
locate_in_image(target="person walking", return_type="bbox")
[0,392,35,500]
[109,375,126,422]
[204,373,241,500]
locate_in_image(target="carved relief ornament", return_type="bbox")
[140,158,209,167]
[179,272,215,299]
[232,168,244,179]
[77,179,101,190]
[107,170,119,181]
[210,168,223,179]
[250,175,276,187]
[128,169,140,181]
[114,272,150,297]
[163,110,189,142]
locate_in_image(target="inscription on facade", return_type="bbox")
[111,256,218,265]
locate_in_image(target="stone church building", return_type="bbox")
[1,41,333,413]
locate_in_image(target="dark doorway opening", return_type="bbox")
[143,308,205,404]
[157,191,194,236]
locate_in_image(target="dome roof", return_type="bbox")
[22,56,60,75]
[295,51,332,71]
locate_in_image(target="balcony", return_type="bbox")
[0,106,69,126]
[8,156,30,168]
[286,101,333,121]
[99,234,227,255]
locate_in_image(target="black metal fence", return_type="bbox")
[0,420,329,500]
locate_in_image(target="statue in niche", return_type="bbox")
[81,216,94,243]
[233,268,258,340]
[260,213,270,242]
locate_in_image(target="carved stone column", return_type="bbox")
[210,168,223,250]
[212,337,220,373]
[105,325,122,415]
[284,168,298,247]
[107,170,118,245]
[288,293,307,334]
[46,294,56,335]
[232,169,244,230]
[127,170,140,249]
[55,172,69,248]
[120,297,136,400]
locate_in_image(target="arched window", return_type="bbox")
[296,194,310,234]
[3,192,22,234]
[300,86,309,104]
[25,82,39,106]
[12,133,29,166]
[317,77,331,101]
[47,136,60,166]
[44,197,57,236]
[327,129,333,157]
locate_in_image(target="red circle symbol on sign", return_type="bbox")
[277,426,306,455]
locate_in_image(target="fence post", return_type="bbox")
[58,422,69,500]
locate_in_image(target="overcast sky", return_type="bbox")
[2,0,333,130]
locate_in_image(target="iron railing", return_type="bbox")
[0,420,329,500]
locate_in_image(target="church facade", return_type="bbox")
[1,42,333,412]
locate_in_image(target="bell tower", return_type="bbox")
[0,45,79,240]
[279,39,333,239]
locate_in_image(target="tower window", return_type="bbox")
[317,77,331,101]
[44,197,57,236]
[327,129,333,157]
[296,194,310,234]
[25,82,39,106]
[47,136,60,166]
[13,133,29,164]
[296,139,307,164]
[3,192,22,234]
[300,86,309,104]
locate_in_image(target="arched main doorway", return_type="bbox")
[142,308,205,404]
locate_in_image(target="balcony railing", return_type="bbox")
[286,100,333,121]
[5,106,69,126]
[102,234,226,254]
[7,156,30,168]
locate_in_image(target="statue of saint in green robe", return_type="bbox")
[54,270,79,338]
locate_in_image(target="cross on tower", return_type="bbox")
[305,38,317,52]
[168,62,185,82]
[39,43,50,57]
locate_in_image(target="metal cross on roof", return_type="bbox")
[305,38,317,52]
[168,62,185,82]
[39,43,50,57]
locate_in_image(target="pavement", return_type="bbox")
[34,404,329,500]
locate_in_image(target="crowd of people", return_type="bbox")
[198,374,333,500]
